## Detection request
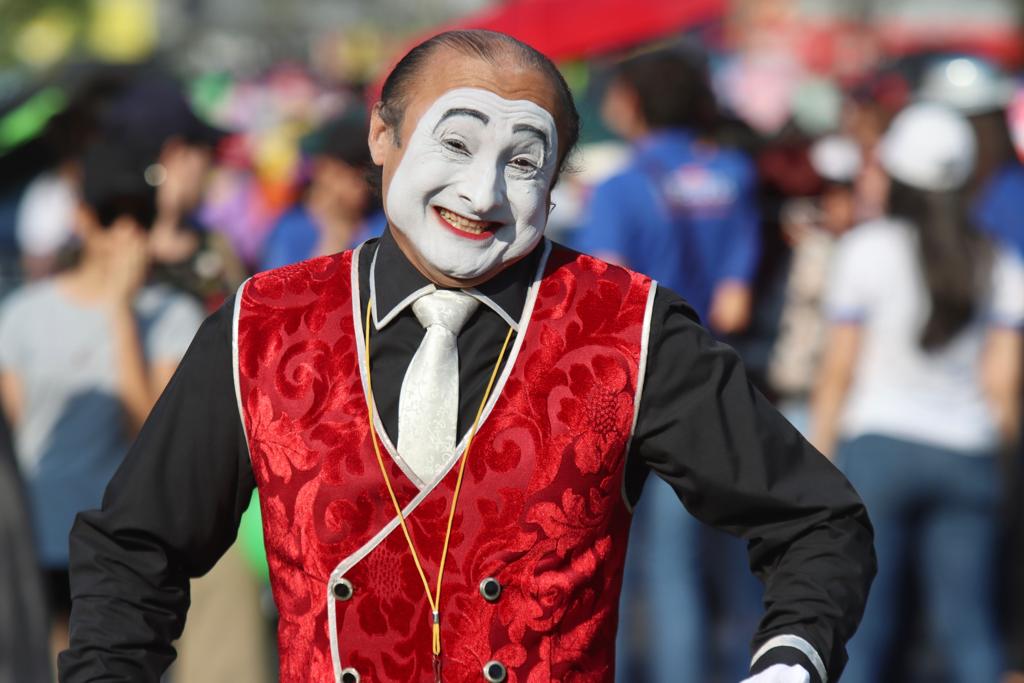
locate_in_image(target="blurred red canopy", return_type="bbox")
[438,0,725,61]
[368,0,725,101]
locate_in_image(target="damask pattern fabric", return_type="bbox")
[237,246,652,681]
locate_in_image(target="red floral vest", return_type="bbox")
[235,242,654,682]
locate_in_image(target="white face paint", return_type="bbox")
[385,87,559,281]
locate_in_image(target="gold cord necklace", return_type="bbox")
[362,298,514,680]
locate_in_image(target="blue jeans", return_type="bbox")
[838,434,1003,683]
[617,476,706,682]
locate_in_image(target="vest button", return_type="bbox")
[332,578,354,601]
[482,660,507,682]
[479,577,502,602]
[340,667,360,683]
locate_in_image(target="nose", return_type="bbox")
[456,158,505,216]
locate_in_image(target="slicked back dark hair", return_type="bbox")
[611,49,718,135]
[376,29,580,181]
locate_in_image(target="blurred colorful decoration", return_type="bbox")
[559,60,591,95]
[189,61,371,268]
[875,0,1023,66]
[86,0,157,63]
[0,86,66,155]
[11,6,78,68]
[189,71,236,126]
[790,77,843,136]
[199,167,284,268]
[717,50,804,135]
[918,55,1016,114]
[1007,84,1024,162]
[252,123,305,206]
[311,25,396,86]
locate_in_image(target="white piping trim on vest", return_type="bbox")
[352,244,423,487]
[231,278,254,460]
[751,634,828,683]
[328,585,342,682]
[329,239,553,676]
[621,280,658,513]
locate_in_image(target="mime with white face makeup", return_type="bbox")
[60,31,875,683]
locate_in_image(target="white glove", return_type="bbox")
[740,663,812,683]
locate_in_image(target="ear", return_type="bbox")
[368,103,394,166]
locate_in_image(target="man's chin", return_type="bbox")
[431,259,508,287]
[435,235,542,284]
[392,222,543,287]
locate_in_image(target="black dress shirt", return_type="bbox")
[59,230,875,683]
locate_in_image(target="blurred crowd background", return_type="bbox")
[1,0,1023,681]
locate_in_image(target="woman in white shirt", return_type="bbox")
[812,103,1023,683]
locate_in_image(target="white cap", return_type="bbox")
[879,103,976,192]
[809,135,861,183]
[918,56,1015,115]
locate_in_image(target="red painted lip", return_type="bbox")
[433,206,498,241]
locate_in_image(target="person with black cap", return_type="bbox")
[0,136,203,659]
[99,79,274,682]
[102,76,247,311]
[259,112,383,272]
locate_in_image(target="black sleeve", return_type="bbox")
[626,287,875,683]
[58,296,255,682]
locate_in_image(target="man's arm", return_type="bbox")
[103,227,158,432]
[627,287,875,683]
[573,172,681,283]
[810,322,861,459]
[708,156,760,335]
[59,297,255,681]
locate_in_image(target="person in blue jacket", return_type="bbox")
[573,49,762,683]
[260,113,384,271]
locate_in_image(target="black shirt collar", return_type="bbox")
[369,227,540,331]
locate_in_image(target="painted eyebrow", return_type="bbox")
[435,107,490,128]
[512,124,549,154]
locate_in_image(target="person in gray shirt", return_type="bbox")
[0,137,203,659]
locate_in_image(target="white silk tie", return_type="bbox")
[397,290,480,483]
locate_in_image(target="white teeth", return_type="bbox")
[438,207,490,235]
